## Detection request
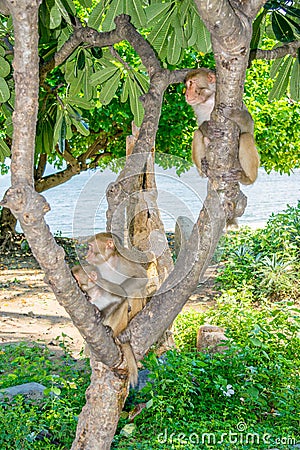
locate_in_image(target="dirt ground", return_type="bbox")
[0,250,219,356]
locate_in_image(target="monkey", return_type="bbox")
[85,232,151,318]
[185,68,260,185]
[71,264,138,386]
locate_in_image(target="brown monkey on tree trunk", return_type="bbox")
[185,68,260,185]
[71,264,138,386]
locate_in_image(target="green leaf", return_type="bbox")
[269,56,293,100]
[78,0,92,7]
[133,71,149,93]
[250,10,266,49]
[145,2,173,27]
[0,138,10,161]
[102,0,125,31]
[66,96,93,109]
[124,0,147,28]
[272,11,295,42]
[87,0,106,29]
[56,0,74,24]
[0,77,10,103]
[90,67,118,86]
[99,71,121,104]
[195,17,211,53]
[270,55,283,79]
[61,0,76,15]
[147,13,173,57]
[58,115,66,152]
[290,58,300,101]
[57,27,72,51]
[127,75,144,126]
[167,30,181,65]
[0,46,5,57]
[50,3,62,29]
[121,75,129,102]
[53,108,64,150]
[0,56,10,78]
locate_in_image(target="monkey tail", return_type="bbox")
[121,342,138,388]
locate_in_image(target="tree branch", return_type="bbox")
[250,40,300,63]
[2,0,123,370]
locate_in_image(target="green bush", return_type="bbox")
[114,296,300,449]
[216,202,300,301]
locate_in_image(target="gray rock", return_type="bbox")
[0,382,46,400]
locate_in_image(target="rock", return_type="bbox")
[174,216,193,257]
[0,382,46,400]
[197,324,228,353]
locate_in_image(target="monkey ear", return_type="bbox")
[106,238,115,250]
[207,72,216,83]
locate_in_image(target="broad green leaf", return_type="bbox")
[180,0,191,26]
[171,11,185,47]
[0,46,5,57]
[42,120,54,153]
[270,55,283,78]
[0,138,10,161]
[148,14,173,57]
[102,0,124,31]
[70,115,90,136]
[4,116,13,137]
[0,56,10,78]
[56,0,73,25]
[88,0,106,29]
[99,71,121,104]
[69,69,85,96]
[121,76,129,102]
[145,2,173,27]
[195,17,211,53]
[0,77,10,103]
[124,0,147,28]
[57,27,72,51]
[59,116,66,152]
[53,108,64,150]
[272,11,295,42]
[50,3,62,29]
[167,30,181,65]
[269,56,293,100]
[250,10,266,49]
[83,70,93,101]
[78,0,92,7]
[133,71,149,93]
[127,76,144,126]
[66,96,93,109]
[290,59,300,101]
[90,67,118,86]
[61,0,76,15]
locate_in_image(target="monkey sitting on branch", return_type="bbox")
[71,264,138,387]
[85,232,155,318]
[185,68,260,185]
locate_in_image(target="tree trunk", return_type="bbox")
[71,356,128,450]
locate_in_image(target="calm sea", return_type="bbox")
[0,167,299,237]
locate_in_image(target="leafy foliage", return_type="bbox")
[215,202,300,300]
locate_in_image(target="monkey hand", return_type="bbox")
[201,157,209,175]
[222,168,243,183]
[118,329,131,344]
